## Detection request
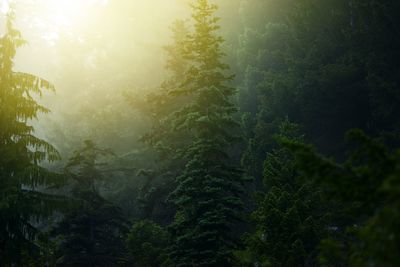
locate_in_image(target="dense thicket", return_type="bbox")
[236,0,400,266]
[1,0,399,266]
[239,0,400,182]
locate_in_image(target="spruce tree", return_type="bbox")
[0,12,61,265]
[168,1,244,266]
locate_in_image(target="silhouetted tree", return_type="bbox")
[52,141,129,267]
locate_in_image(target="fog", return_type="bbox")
[3,0,195,158]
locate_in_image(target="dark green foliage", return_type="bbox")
[168,1,245,266]
[286,129,400,267]
[236,1,400,263]
[237,120,325,267]
[0,13,62,265]
[126,220,170,267]
[238,0,400,186]
[52,141,129,266]
[53,192,128,267]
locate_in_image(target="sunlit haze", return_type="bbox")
[0,0,197,152]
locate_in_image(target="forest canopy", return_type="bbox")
[1,0,399,266]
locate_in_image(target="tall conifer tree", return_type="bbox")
[0,12,60,265]
[169,1,244,266]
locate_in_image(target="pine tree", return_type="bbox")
[0,12,61,265]
[168,1,244,266]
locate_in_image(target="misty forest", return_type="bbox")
[1,0,400,266]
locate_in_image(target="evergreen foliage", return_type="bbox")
[0,12,61,265]
[285,129,400,267]
[126,220,170,267]
[238,0,400,184]
[52,141,129,266]
[1,1,400,266]
[168,1,245,266]
[237,120,326,267]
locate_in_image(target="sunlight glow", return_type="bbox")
[1,0,10,14]
[45,0,107,28]
[19,0,109,45]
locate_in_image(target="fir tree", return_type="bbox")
[168,1,244,266]
[0,12,61,265]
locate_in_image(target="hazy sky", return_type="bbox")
[0,0,194,148]
[0,0,237,152]
[0,0,195,107]
[2,0,189,77]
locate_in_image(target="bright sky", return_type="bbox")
[0,0,110,45]
[0,0,231,147]
[3,0,190,84]
[0,0,190,145]
[1,0,191,47]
